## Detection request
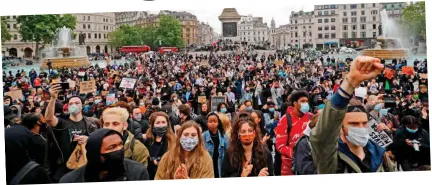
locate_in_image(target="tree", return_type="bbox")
[1,17,12,44]
[156,14,184,48]
[16,14,76,56]
[402,2,426,41]
[108,25,147,48]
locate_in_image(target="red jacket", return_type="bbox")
[275,107,313,175]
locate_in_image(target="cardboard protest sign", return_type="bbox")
[198,96,207,103]
[367,119,393,147]
[66,143,87,170]
[274,60,284,67]
[211,96,226,112]
[68,80,76,89]
[420,73,428,79]
[355,87,368,99]
[79,80,96,94]
[78,72,86,76]
[384,68,395,80]
[119,78,137,89]
[401,66,414,75]
[5,90,24,101]
[106,94,117,106]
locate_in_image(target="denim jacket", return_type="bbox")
[202,130,229,177]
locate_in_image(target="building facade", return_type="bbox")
[381,2,408,20]
[2,13,116,57]
[238,15,270,45]
[115,11,149,28]
[290,11,315,48]
[197,22,216,45]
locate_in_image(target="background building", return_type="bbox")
[115,11,149,28]
[238,15,270,45]
[197,22,216,45]
[2,13,116,57]
[381,2,408,20]
[290,11,315,48]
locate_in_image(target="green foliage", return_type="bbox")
[16,14,77,55]
[1,17,12,44]
[108,14,184,49]
[402,2,426,41]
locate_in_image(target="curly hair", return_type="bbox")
[228,118,268,175]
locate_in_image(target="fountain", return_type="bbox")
[362,10,408,60]
[40,26,90,69]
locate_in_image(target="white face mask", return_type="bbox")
[345,126,370,147]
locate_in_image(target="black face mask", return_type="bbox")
[153,126,168,137]
[100,149,124,171]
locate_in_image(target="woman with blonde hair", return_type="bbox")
[144,112,176,180]
[155,121,214,179]
[218,113,232,139]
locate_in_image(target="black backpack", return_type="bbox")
[11,161,39,185]
[291,135,313,175]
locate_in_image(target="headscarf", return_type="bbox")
[5,125,34,184]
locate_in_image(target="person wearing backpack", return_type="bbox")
[275,90,313,175]
[101,107,150,167]
[291,113,320,175]
[5,125,52,185]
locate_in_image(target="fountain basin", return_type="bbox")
[40,56,90,70]
[362,49,408,60]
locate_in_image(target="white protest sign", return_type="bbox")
[119,78,137,89]
[78,72,86,76]
[367,119,393,147]
[355,87,367,99]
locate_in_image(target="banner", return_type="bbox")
[368,119,393,147]
[401,66,414,75]
[79,80,96,94]
[211,96,226,112]
[383,68,395,80]
[5,90,23,101]
[106,94,117,106]
[119,78,137,89]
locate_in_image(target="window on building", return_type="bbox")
[94,33,97,38]
[13,34,17,40]
[309,32,312,36]
[351,11,357,16]
[352,32,356,38]
[331,10,335,15]
[295,27,297,29]
[361,10,365,15]
[324,11,329,15]
[295,32,298,37]
[361,4,365,8]
[351,17,357,23]
[373,24,376,29]
[373,32,377,38]
[12,16,16,19]
[309,19,312,22]
[342,18,348,23]
[352,25,356,30]
[331,33,336,38]
[309,26,311,28]
[331,26,336,30]
[13,24,17,29]
[360,24,366,30]
[318,6,322,9]
[361,32,366,38]
[99,33,101,39]
[324,5,329,9]
[88,33,91,39]
[318,26,322,31]
[343,32,348,38]
[318,11,322,15]
[6,16,10,19]
[324,33,329,38]
[373,3,376,7]
[88,16,90,21]
[325,26,329,30]
[83,24,86,29]
[343,25,348,30]
[324,19,329,23]
[361,17,366,22]
[88,24,91,29]
[318,19,322,23]
[318,33,323,38]
[303,32,306,37]
[295,20,297,24]
[343,5,347,9]
[351,4,357,9]
[373,16,376,21]
[331,18,336,22]
[344,12,347,16]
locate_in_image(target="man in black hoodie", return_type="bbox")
[60,129,149,182]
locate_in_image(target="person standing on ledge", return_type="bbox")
[310,56,395,173]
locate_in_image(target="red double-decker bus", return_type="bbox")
[159,47,179,54]
[120,45,151,53]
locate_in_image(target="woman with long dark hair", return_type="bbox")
[221,113,274,177]
[250,110,272,151]
[144,112,176,180]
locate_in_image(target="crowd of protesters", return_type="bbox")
[3,45,430,184]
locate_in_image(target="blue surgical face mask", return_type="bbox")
[220,108,227,113]
[95,100,102,104]
[246,106,253,111]
[380,108,388,116]
[374,103,383,111]
[300,103,310,114]
[406,127,418,134]
[269,108,275,112]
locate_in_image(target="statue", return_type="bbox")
[79,32,85,45]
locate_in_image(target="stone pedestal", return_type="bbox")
[218,8,241,43]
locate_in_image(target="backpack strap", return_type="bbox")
[286,113,293,146]
[11,161,39,185]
